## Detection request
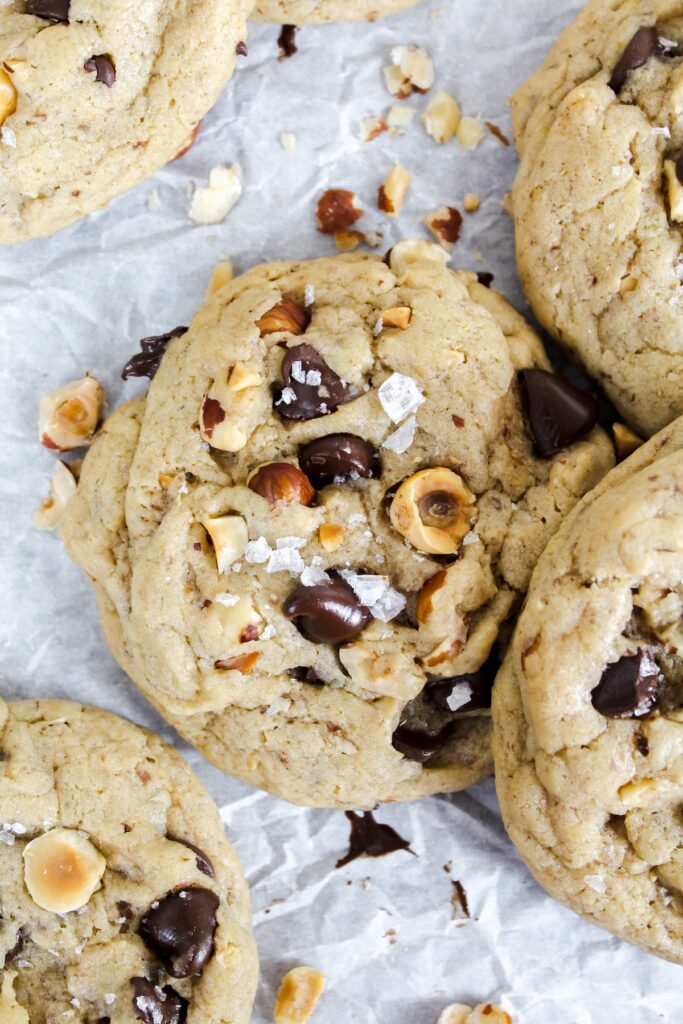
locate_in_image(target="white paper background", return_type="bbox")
[1,1,681,1019]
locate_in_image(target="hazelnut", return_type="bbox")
[248,462,316,505]
[205,258,234,298]
[227,361,263,392]
[380,305,412,330]
[383,63,413,99]
[0,67,17,127]
[387,104,415,129]
[280,131,296,151]
[319,523,344,551]
[612,422,643,462]
[189,163,242,225]
[216,595,264,644]
[389,468,475,555]
[378,164,412,215]
[437,1006,472,1024]
[438,1006,512,1024]
[665,159,683,222]
[39,375,104,452]
[422,91,460,144]
[201,514,248,572]
[316,188,364,234]
[464,193,480,213]
[256,297,309,336]
[388,239,450,276]
[333,229,363,252]
[23,827,106,913]
[456,116,485,151]
[425,207,463,250]
[361,114,387,142]
[34,461,77,531]
[215,651,261,674]
[387,44,435,95]
[274,966,326,1024]
[415,568,448,625]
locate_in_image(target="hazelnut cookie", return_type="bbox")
[251,0,423,25]
[61,243,614,808]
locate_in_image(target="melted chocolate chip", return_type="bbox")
[426,664,496,714]
[277,24,298,59]
[168,836,215,878]
[139,887,219,978]
[391,722,453,763]
[591,650,660,718]
[519,368,599,457]
[283,577,371,644]
[84,54,116,87]
[25,0,69,22]
[336,811,413,868]
[476,271,494,288]
[288,666,327,685]
[276,344,354,421]
[131,977,188,1024]
[636,733,650,756]
[298,433,380,488]
[122,327,188,381]
[609,27,661,93]
[97,1018,112,1024]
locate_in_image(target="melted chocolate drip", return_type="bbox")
[336,811,414,868]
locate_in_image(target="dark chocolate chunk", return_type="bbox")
[97,1018,112,1024]
[84,54,116,87]
[609,27,661,93]
[298,433,380,488]
[235,41,248,56]
[122,327,187,381]
[25,0,70,22]
[591,650,660,718]
[277,24,298,60]
[288,666,327,685]
[131,977,188,1024]
[168,836,215,878]
[426,672,493,713]
[275,344,354,421]
[117,899,134,921]
[283,577,370,644]
[336,811,413,868]
[519,368,599,457]
[391,722,453,763]
[139,887,219,978]
[476,271,494,288]
[636,733,650,756]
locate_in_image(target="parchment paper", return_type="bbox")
[1,1,681,1020]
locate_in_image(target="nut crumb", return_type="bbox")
[316,189,363,233]
[205,259,234,298]
[385,44,434,97]
[361,115,388,142]
[437,1005,512,1024]
[464,193,480,213]
[189,164,242,225]
[34,461,78,531]
[425,206,463,249]
[378,164,412,215]
[423,91,460,143]
[280,131,296,152]
[456,116,485,151]
[274,966,325,1024]
[39,375,104,452]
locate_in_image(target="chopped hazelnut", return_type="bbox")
[333,229,364,252]
[380,306,412,329]
[388,44,434,95]
[388,238,450,275]
[319,523,344,551]
[456,116,485,151]
[274,966,326,1024]
[280,131,296,152]
[23,828,106,914]
[464,193,480,213]
[39,375,104,452]
[387,104,415,130]
[378,164,412,215]
[612,422,643,461]
[228,361,263,392]
[423,91,460,144]
[389,467,476,555]
[205,259,234,298]
[425,206,463,250]
[383,64,413,99]
[215,651,261,674]
[361,115,387,142]
[201,514,248,573]
[199,394,248,452]
[34,461,77,531]
[316,189,364,234]
[664,159,683,222]
[256,298,309,336]
[216,595,264,645]
[0,67,17,127]
[248,462,315,505]
[189,164,242,225]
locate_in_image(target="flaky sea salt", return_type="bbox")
[341,571,406,622]
[373,317,384,337]
[378,372,425,424]
[300,565,331,587]
[276,536,306,549]
[215,592,240,607]
[276,386,297,406]
[446,682,473,711]
[1,125,16,148]
[304,283,315,306]
[245,537,272,564]
[371,585,407,623]
[382,415,416,454]
[290,361,306,383]
[305,369,322,386]
[267,547,305,575]
[461,531,478,546]
[584,875,607,895]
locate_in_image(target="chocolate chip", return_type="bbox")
[636,733,650,756]
[609,27,661,93]
[283,577,371,644]
[139,887,219,978]
[277,24,298,59]
[391,722,453,763]
[84,54,116,87]
[97,1018,111,1024]
[25,0,70,22]
[117,899,134,921]
[591,650,660,718]
[275,344,354,421]
[235,40,248,56]
[519,368,599,457]
[288,666,327,685]
[298,433,380,488]
[168,836,215,878]
[476,271,494,287]
[131,977,188,1024]
[122,327,187,381]
[426,660,498,713]
[336,811,413,868]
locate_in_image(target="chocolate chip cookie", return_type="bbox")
[512,1,683,437]
[493,415,683,963]
[0,698,257,1021]
[251,0,423,24]
[0,0,250,243]
[61,242,614,809]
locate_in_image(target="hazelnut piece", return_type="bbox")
[438,1006,512,1024]
[316,189,364,234]
[248,462,316,505]
[274,966,326,1024]
[0,67,17,127]
[612,422,643,462]
[216,595,264,644]
[425,206,463,249]
[378,164,412,215]
[388,239,450,276]
[23,827,106,913]
[205,258,233,297]
[201,514,248,572]
[319,523,344,551]
[256,297,309,336]
[39,375,104,452]
[664,158,683,223]
[34,461,78,531]
[380,305,412,330]
[215,651,261,674]
[389,468,475,555]
[199,394,247,452]
[422,90,460,144]
[227,361,263,392]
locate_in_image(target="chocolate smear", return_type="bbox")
[591,650,660,718]
[336,811,414,868]
[278,24,298,59]
[450,879,470,920]
[122,327,187,381]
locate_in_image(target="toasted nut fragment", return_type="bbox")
[390,44,434,93]
[216,595,264,644]
[333,229,363,252]
[378,164,412,215]
[0,970,29,1024]
[425,206,463,250]
[215,651,261,674]
[437,1006,472,1024]
[34,461,77,530]
[390,468,475,555]
[381,306,412,329]
[664,159,683,222]
[612,422,644,462]
[39,375,104,452]
[438,1005,512,1024]
[618,777,658,807]
[172,120,200,160]
[339,626,425,699]
[383,64,413,99]
[248,462,315,505]
[23,828,106,914]
[256,298,309,336]
[415,568,448,625]
[201,514,248,572]
[205,258,234,298]
[280,131,296,151]
[464,193,480,213]
[456,116,485,151]
[316,189,364,234]
[319,523,344,551]
[361,114,387,141]
[423,91,460,143]
[274,966,326,1024]
[228,361,263,392]
[387,104,415,129]
[0,67,17,127]
[389,239,450,275]
[189,164,242,225]
[199,395,247,452]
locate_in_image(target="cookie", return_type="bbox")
[0,0,250,244]
[0,698,258,1022]
[511,1,683,438]
[251,0,423,25]
[61,242,614,809]
[493,416,683,963]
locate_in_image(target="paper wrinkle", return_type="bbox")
[1,2,681,1021]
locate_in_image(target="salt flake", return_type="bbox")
[382,415,416,454]
[378,372,425,424]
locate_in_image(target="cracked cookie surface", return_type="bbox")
[61,244,613,809]
[512,0,683,438]
[0,0,249,243]
[493,415,683,963]
[251,0,422,24]
[0,699,257,1023]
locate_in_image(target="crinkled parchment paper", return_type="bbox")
[1,1,681,1020]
